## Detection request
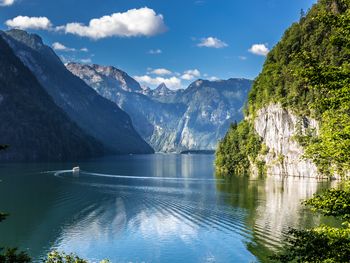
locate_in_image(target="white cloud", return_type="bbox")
[60,7,166,39]
[52,42,75,52]
[59,55,92,64]
[52,42,89,53]
[6,16,52,30]
[197,37,228,48]
[181,69,201,80]
[248,44,269,56]
[134,75,182,90]
[150,68,172,75]
[0,0,14,6]
[148,49,162,55]
[209,76,219,81]
[80,58,92,64]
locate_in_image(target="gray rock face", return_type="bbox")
[67,63,252,152]
[0,35,104,161]
[2,29,153,154]
[253,103,320,177]
[67,63,143,93]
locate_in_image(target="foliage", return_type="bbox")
[0,213,31,263]
[215,121,263,176]
[304,183,350,220]
[0,145,8,151]
[216,0,350,177]
[44,251,109,263]
[0,212,9,222]
[0,212,109,263]
[0,248,31,263]
[273,183,350,262]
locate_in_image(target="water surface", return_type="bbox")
[0,154,335,262]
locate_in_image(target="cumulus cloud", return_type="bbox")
[52,42,89,54]
[60,55,92,64]
[52,42,75,52]
[134,75,182,90]
[148,49,162,55]
[197,37,228,48]
[0,0,14,6]
[181,69,201,80]
[59,7,166,39]
[248,44,269,56]
[150,68,172,75]
[80,58,92,64]
[6,16,52,30]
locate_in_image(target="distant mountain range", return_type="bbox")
[67,63,252,152]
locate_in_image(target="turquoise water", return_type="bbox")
[0,154,334,262]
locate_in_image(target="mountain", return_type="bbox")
[216,0,350,178]
[0,35,104,161]
[66,62,252,152]
[1,29,153,154]
[144,83,178,98]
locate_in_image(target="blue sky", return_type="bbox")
[0,0,316,89]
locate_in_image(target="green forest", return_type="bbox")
[215,0,350,262]
[216,0,350,177]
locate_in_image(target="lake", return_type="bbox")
[0,154,335,262]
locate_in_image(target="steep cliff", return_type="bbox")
[252,104,319,177]
[1,29,154,155]
[216,0,350,178]
[0,36,104,161]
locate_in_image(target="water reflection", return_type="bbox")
[0,155,337,263]
[216,174,336,262]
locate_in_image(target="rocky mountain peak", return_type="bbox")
[67,63,142,93]
[154,83,171,94]
[5,29,44,51]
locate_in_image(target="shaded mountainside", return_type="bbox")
[1,29,153,154]
[216,0,350,177]
[0,36,104,161]
[66,62,252,152]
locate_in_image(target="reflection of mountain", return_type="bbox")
[0,155,256,262]
[67,63,252,152]
[216,175,335,262]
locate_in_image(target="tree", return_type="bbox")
[0,210,31,263]
[273,183,350,262]
[44,251,109,263]
[300,8,306,20]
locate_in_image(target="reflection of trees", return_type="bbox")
[216,174,335,262]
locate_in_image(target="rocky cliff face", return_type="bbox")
[66,62,252,152]
[252,104,320,177]
[0,35,104,161]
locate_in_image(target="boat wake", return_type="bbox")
[49,170,223,182]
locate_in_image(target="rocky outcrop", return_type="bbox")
[253,104,320,177]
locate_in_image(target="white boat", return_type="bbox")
[72,166,80,173]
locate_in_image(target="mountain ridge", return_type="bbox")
[2,29,154,155]
[0,35,104,161]
[66,62,252,152]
